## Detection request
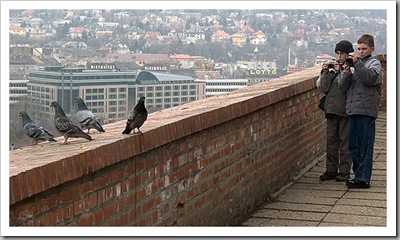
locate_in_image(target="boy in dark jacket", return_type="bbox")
[338,34,382,188]
[317,40,353,182]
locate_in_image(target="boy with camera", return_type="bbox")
[317,40,353,182]
[338,34,382,188]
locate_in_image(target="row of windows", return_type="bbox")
[137,85,196,91]
[85,94,127,100]
[10,83,27,88]
[10,90,27,94]
[207,89,237,92]
[85,100,126,107]
[85,88,126,94]
[138,91,197,97]
[28,86,52,92]
[206,82,248,86]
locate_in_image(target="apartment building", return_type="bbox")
[194,78,248,98]
[135,71,205,112]
[27,66,136,124]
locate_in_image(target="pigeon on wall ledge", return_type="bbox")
[122,96,148,134]
[74,97,105,133]
[19,111,57,145]
[50,101,92,144]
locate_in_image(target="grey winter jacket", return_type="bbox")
[338,55,382,118]
[318,70,348,118]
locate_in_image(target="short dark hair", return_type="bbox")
[357,34,375,48]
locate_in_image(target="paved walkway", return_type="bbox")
[242,108,387,227]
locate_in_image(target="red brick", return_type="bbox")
[73,200,84,216]
[38,193,59,213]
[64,203,74,220]
[89,192,97,209]
[105,186,114,201]
[93,208,104,225]
[54,207,64,224]
[17,172,29,200]
[10,175,21,204]
[77,181,93,197]
[76,214,94,226]
[40,164,52,192]
[97,189,106,205]
[94,173,109,190]
[114,213,129,226]
[103,202,118,220]
[109,168,124,183]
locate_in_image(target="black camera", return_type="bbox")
[344,57,354,67]
[327,60,339,69]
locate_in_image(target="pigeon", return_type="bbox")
[19,111,57,145]
[50,101,92,144]
[74,97,105,133]
[122,96,148,134]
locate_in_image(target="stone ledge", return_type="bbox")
[9,66,321,205]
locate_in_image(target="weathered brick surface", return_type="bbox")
[8,56,387,226]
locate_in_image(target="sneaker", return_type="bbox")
[319,172,338,181]
[335,173,350,182]
[346,179,370,189]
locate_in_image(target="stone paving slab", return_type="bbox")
[335,198,386,208]
[258,219,320,227]
[343,192,386,200]
[279,188,345,198]
[276,195,339,205]
[330,205,386,217]
[321,213,386,226]
[252,209,326,222]
[290,183,346,191]
[261,202,332,213]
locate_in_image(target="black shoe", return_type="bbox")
[335,173,350,182]
[320,172,338,181]
[346,179,370,188]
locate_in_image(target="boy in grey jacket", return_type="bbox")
[338,34,382,189]
[317,40,352,182]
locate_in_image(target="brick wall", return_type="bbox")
[9,55,387,226]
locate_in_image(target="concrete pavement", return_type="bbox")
[241,108,387,227]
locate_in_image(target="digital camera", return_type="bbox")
[327,60,339,69]
[344,57,354,67]
[344,56,359,68]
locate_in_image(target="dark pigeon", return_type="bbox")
[50,101,92,144]
[74,97,105,133]
[19,111,57,145]
[122,96,148,134]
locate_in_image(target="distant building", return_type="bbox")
[135,71,206,112]
[195,78,248,98]
[27,66,137,124]
[27,67,206,122]
[10,75,28,104]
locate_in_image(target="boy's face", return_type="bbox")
[357,43,374,58]
[336,51,348,63]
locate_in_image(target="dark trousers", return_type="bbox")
[325,114,352,175]
[349,115,376,183]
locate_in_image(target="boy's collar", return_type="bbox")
[361,54,372,60]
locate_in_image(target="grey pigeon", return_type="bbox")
[19,111,57,145]
[122,96,148,134]
[74,97,105,133]
[50,101,92,144]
